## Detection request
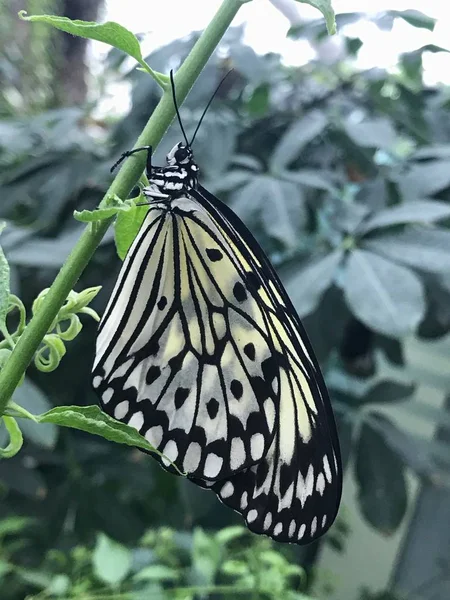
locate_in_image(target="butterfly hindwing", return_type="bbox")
[188,185,342,543]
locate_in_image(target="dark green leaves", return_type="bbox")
[344,250,425,337]
[286,250,343,317]
[270,111,327,171]
[361,199,450,233]
[355,415,408,533]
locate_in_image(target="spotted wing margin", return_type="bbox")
[92,196,289,480]
[189,185,342,544]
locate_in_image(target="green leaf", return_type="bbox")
[270,111,327,171]
[355,414,408,534]
[361,200,450,233]
[12,378,58,449]
[133,565,179,582]
[74,198,135,223]
[295,1,336,35]
[363,228,450,275]
[286,250,343,317]
[36,405,182,472]
[0,222,10,336]
[344,250,425,337]
[115,204,148,260]
[93,533,132,586]
[214,525,247,545]
[343,117,397,150]
[18,12,165,84]
[192,528,221,586]
[362,381,415,405]
[395,160,450,197]
[390,9,435,31]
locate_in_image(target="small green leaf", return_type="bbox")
[0,222,11,336]
[93,533,132,586]
[0,416,23,458]
[295,1,336,35]
[18,12,166,85]
[36,405,182,472]
[355,414,408,533]
[115,204,148,260]
[74,198,135,223]
[133,565,179,582]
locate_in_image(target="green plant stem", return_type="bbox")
[0,0,244,415]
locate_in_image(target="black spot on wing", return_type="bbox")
[146,366,161,385]
[206,248,223,262]
[174,387,190,409]
[206,397,219,419]
[157,296,167,310]
[230,379,243,400]
[244,343,256,361]
[233,282,247,303]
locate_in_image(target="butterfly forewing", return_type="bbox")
[93,195,285,481]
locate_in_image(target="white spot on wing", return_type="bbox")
[230,437,246,470]
[311,516,317,537]
[247,509,258,523]
[128,411,144,431]
[289,520,296,538]
[298,524,306,540]
[240,492,248,510]
[316,472,325,496]
[114,401,129,419]
[263,512,272,530]
[92,376,102,389]
[220,481,234,498]
[274,523,283,536]
[145,426,163,447]
[323,454,332,483]
[250,433,265,461]
[204,453,223,478]
[162,440,178,466]
[102,388,114,404]
[322,515,327,528]
[184,442,201,472]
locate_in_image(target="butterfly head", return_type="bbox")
[167,142,194,167]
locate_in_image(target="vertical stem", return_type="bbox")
[0,0,244,413]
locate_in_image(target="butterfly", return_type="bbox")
[92,71,342,544]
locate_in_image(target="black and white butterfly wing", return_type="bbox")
[93,194,283,481]
[189,185,342,544]
[92,183,341,544]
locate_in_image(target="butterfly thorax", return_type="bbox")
[143,141,199,200]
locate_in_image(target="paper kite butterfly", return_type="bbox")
[92,71,342,544]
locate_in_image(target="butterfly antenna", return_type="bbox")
[170,70,190,147]
[190,69,233,146]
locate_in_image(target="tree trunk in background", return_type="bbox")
[56,0,103,105]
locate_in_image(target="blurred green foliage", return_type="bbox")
[0,7,450,599]
[0,519,315,599]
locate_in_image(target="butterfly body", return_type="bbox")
[93,76,341,545]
